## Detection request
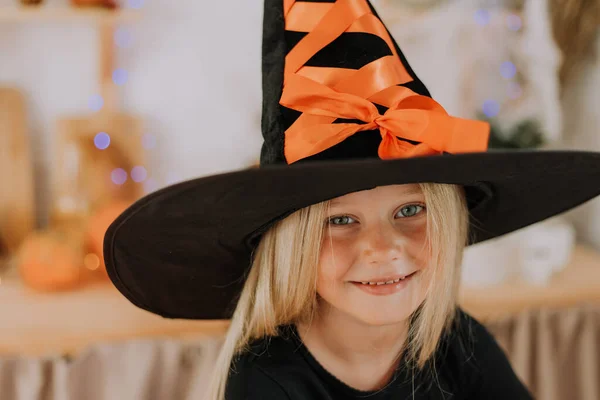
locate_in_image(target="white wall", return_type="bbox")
[0,0,264,224]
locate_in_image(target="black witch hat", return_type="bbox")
[104,0,600,320]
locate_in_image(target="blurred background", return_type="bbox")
[0,0,598,399]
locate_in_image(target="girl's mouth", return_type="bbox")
[350,271,418,296]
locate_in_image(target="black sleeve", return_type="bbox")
[225,357,292,400]
[455,310,535,400]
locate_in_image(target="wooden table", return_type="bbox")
[1,245,599,357]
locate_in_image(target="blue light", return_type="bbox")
[112,69,128,86]
[88,94,104,112]
[127,0,144,9]
[114,27,133,48]
[131,166,148,182]
[474,9,491,26]
[506,14,522,31]
[94,132,110,150]
[482,100,500,118]
[500,61,517,79]
[111,168,128,185]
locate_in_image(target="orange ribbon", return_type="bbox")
[281,73,490,163]
[281,0,490,164]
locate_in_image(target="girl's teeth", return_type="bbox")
[360,276,405,285]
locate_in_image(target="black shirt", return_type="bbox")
[225,309,534,399]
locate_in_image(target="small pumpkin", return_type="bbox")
[17,228,87,292]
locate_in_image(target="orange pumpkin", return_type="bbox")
[85,200,130,279]
[17,228,87,292]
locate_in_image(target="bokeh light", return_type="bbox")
[88,94,104,112]
[131,166,148,182]
[84,254,100,271]
[112,69,128,86]
[500,61,517,79]
[474,9,491,26]
[94,132,111,150]
[482,100,500,118]
[127,0,144,9]
[111,168,128,185]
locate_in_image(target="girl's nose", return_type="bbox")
[361,223,402,266]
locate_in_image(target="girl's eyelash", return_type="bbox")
[326,203,426,225]
[397,203,426,218]
[326,215,356,225]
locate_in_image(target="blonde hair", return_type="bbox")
[204,183,470,400]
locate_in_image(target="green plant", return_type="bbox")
[477,113,546,149]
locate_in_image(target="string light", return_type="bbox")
[127,0,144,9]
[84,254,100,271]
[111,168,128,185]
[112,69,128,86]
[94,132,111,150]
[474,9,491,26]
[482,100,500,118]
[88,94,104,112]
[500,61,517,79]
[131,166,148,182]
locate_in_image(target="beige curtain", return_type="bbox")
[1,305,598,400]
[0,337,224,400]
[486,304,600,400]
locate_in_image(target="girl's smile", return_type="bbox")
[349,270,420,296]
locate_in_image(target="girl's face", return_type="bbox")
[316,184,431,326]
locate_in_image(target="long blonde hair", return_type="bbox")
[204,183,470,400]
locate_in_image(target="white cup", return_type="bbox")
[461,235,516,287]
[517,218,576,285]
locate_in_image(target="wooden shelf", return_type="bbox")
[0,6,140,23]
[0,244,598,357]
[459,244,600,323]
[0,274,230,357]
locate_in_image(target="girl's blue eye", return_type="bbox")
[328,216,355,225]
[397,204,425,218]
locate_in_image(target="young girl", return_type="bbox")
[103,0,600,399]
[215,182,535,399]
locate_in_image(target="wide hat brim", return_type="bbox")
[105,149,600,320]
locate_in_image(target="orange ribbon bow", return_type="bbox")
[282,73,490,163]
[280,0,490,164]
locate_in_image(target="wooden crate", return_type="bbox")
[50,112,145,225]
